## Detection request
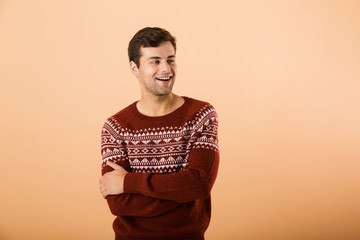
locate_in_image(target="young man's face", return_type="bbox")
[131,41,177,97]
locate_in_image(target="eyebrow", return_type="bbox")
[147,55,176,60]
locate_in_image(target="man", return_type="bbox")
[99,27,219,240]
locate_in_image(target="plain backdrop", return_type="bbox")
[1,0,359,239]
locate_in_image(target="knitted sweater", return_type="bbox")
[100,96,219,240]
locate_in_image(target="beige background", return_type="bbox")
[1,0,360,239]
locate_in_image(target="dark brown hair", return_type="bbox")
[128,27,176,67]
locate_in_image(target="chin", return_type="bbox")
[156,89,173,95]
[156,92,172,97]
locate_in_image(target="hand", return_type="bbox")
[99,161,128,198]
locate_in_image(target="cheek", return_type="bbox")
[144,67,157,76]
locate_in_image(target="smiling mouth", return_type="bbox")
[155,76,173,81]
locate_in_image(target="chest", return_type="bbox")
[120,127,195,173]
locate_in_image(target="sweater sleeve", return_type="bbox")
[101,120,180,217]
[123,109,220,203]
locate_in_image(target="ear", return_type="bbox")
[129,61,139,76]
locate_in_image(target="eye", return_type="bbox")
[167,59,175,64]
[151,60,160,64]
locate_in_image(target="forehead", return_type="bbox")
[140,41,175,59]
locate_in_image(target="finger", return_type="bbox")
[102,190,108,198]
[100,181,107,192]
[107,161,121,170]
[99,176,105,185]
[100,186,107,198]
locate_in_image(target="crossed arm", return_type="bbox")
[100,147,219,203]
[99,146,219,216]
[99,161,182,217]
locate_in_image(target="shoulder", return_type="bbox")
[185,97,219,129]
[186,97,218,117]
[111,101,137,120]
[102,101,137,131]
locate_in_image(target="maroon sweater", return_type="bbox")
[101,96,219,240]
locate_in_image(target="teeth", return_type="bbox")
[156,76,172,81]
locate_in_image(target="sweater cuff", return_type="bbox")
[123,172,142,194]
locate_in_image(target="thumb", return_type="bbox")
[107,161,121,170]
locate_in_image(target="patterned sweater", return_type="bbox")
[101,96,219,240]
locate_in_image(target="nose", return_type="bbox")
[159,60,171,73]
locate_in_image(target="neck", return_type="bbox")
[137,93,184,117]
